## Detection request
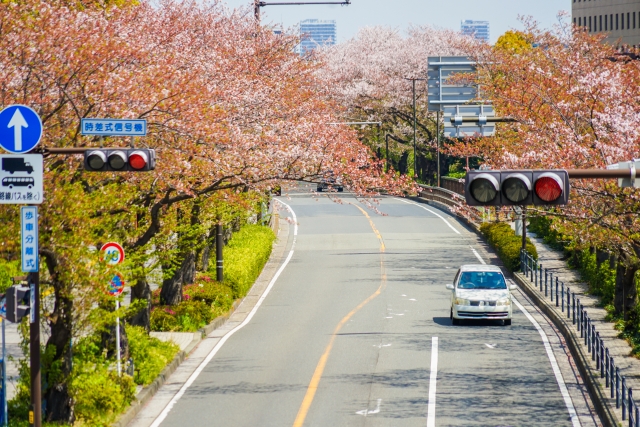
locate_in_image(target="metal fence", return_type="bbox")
[521,249,637,426]
[441,177,465,195]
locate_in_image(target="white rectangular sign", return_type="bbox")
[21,206,38,273]
[81,118,147,136]
[0,154,43,204]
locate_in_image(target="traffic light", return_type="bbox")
[465,170,570,206]
[84,149,156,172]
[6,285,30,323]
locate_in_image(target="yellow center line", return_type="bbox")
[292,202,386,427]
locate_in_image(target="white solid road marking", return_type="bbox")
[485,343,497,349]
[470,246,485,264]
[150,199,298,427]
[512,298,581,427]
[394,198,461,235]
[468,246,581,427]
[427,336,439,427]
[356,399,382,416]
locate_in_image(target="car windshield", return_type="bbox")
[457,271,506,289]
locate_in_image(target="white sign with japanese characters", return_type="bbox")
[21,206,38,272]
[0,154,43,204]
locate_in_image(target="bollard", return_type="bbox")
[611,358,616,399]
[606,349,610,387]
[617,369,621,408]
[545,273,549,297]
[601,340,605,378]
[596,333,600,370]
[535,263,538,288]
[623,377,627,420]
[587,317,591,348]
[578,301,582,332]
[556,277,559,307]
[592,325,597,360]
[573,294,576,324]
[629,388,633,426]
[544,269,548,293]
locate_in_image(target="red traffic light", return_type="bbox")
[128,150,148,170]
[534,173,563,202]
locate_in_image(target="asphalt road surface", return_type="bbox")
[137,191,601,427]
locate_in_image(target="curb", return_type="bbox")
[513,272,620,427]
[113,218,288,427]
[113,298,244,427]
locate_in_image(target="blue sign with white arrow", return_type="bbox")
[0,105,43,154]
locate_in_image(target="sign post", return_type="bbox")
[102,243,125,377]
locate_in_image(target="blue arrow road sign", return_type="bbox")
[0,105,42,154]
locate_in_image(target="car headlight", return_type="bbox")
[454,297,471,305]
[496,298,511,306]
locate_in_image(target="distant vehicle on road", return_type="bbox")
[316,171,343,192]
[2,157,34,174]
[445,264,517,326]
[2,176,34,189]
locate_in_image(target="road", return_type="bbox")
[131,190,601,427]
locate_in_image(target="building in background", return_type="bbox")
[460,20,490,43]
[299,19,337,54]
[573,0,640,46]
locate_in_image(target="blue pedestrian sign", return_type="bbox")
[0,105,43,154]
[21,206,38,272]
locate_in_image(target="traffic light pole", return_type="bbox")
[29,270,40,427]
[521,208,527,252]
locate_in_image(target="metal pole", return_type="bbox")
[116,300,121,377]
[254,0,260,21]
[30,270,40,427]
[436,111,441,187]
[385,134,389,173]
[412,79,417,179]
[522,208,527,252]
[2,319,6,426]
[216,223,224,282]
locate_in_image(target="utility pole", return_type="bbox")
[404,78,426,180]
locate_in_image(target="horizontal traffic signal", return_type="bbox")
[465,170,570,206]
[6,285,30,323]
[84,149,156,172]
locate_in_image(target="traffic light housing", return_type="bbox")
[84,149,156,172]
[465,170,570,206]
[6,285,30,323]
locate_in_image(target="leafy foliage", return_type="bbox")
[480,222,537,272]
[127,325,179,385]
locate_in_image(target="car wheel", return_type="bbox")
[504,319,512,326]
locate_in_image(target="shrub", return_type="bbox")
[0,259,20,294]
[222,224,275,298]
[127,325,179,386]
[150,306,179,331]
[184,279,234,316]
[150,300,214,332]
[480,222,537,272]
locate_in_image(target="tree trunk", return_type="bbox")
[130,278,151,332]
[596,249,609,269]
[615,255,638,320]
[182,252,196,285]
[160,261,183,306]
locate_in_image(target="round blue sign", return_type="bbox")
[0,105,43,154]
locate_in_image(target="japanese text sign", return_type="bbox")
[21,206,38,272]
[81,119,147,136]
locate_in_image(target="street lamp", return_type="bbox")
[254,0,351,21]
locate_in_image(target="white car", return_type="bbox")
[446,264,517,326]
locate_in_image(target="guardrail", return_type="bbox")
[417,184,483,225]
[521,249,637,426]
[440,176,465,195]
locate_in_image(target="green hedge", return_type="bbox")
[480,222,537,272]
[222,224,276,298]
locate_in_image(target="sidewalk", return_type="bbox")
[522,232,640,426]
[2,319,22,401]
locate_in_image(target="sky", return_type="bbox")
[221,0,571,44]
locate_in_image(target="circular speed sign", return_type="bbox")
[101,242,125,265]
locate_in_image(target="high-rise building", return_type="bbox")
[460,20,490,43]
[299,19,337,54]
[573,0,640,45]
